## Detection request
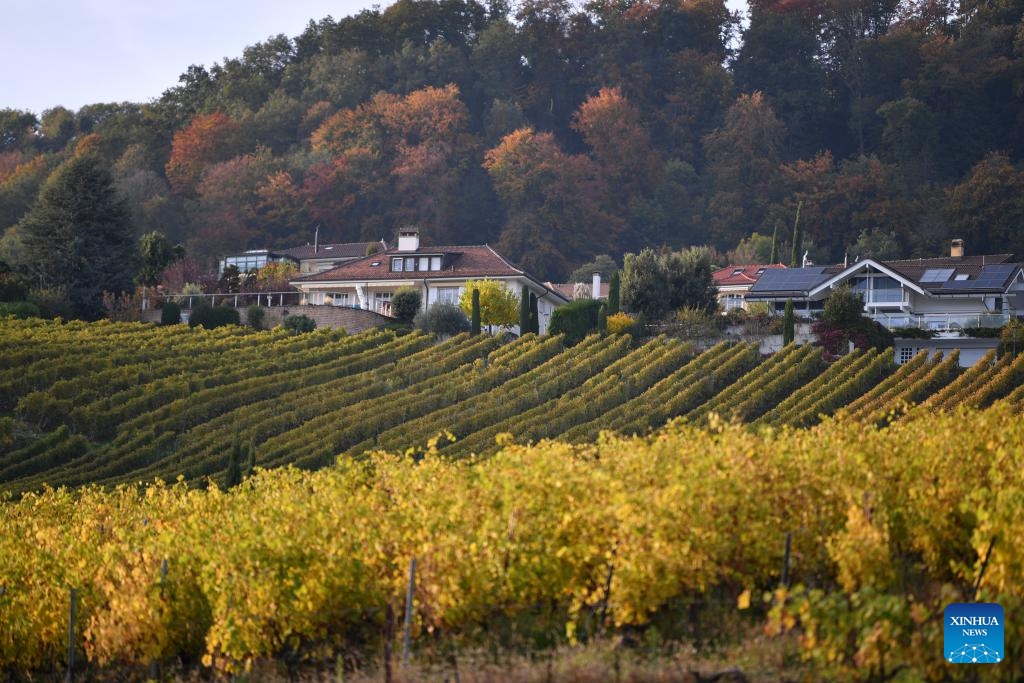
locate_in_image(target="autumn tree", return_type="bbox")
[946,153,1024,256]
[572,87,660,198]
[703,92,787,249]
[485,128,620,279]
[165,112,242,196]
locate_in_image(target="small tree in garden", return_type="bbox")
[414,302,470,338]
[813,285,892,357]
[783,299,795,344]
[391,287,422,323]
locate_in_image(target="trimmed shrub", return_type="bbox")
[188,303,241,329]
[246,305,265,329]
[414,302,470,338]
[161,301,182,325]
[283,314,317,334]
[549,299,604,345]
[391,287,422,323]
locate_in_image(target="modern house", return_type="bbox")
[220,240,387,276]
[712,263,787,312]
[289,228,570,334]
[745,240,1024,365]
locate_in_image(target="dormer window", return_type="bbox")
[732,268,743,276]
[391,254,444,272]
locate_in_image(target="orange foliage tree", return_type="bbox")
[166,112,241,196]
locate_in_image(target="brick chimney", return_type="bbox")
[951,238,964,258]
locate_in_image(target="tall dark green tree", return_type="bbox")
[16,153,135,319]
[528,292,539,334]
[789,200,803,268]
[520,284,530,333]
[607,270,620,315]
[136,230,184,287]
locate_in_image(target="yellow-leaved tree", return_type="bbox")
[458,279,519,330]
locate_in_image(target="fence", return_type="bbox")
[142,291,303,310]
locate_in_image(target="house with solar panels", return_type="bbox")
[745,240,1024,366]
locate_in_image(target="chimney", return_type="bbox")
[951,238,964,259]
[397,228,420,252]
[592,272,601,300]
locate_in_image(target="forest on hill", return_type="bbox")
[2,0,1024,281]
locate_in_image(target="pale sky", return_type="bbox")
[1,1,375,116]
[2,0,749,118]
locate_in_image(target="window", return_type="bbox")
[419,257,429,271]
[405,257,416,271]
[330,293,349,306]
[898,347,918,364]
[724,294,744,311]
[731,268,743,276]
[436,287,460,304]
[392,257,404,272]
[431,256,442,270]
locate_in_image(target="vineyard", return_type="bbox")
[3,318,1024,679]
[3,318,1024,494]
[2,406,1023,680]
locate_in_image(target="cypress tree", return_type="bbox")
[225,436,242,488]
[790,200,803,268]
[608,271,620,315]
[520,285,530,334]
[245,439,257,479]
[529,293,539,334]
[769,222,779,263]
[598,303,608,334]
[471,288,481,336]
[783,298,795,345]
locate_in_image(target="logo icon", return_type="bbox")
[945,603,1004,664]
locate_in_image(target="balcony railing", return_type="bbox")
[143,291,303,310]
[870,312,1010,332]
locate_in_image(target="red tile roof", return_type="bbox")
[548,282,611,300]
[713,264,786,287]
[294,244,527,283]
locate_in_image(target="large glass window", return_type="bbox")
[392,257,403,272]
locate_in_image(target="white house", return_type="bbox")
[744,240,1024,365]
[289,229,570,334]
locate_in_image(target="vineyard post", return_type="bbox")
[402,558,416,667]
[65,587,77,683]
[781,531,792,587]
[384,604,394,683]
[973,536,997,600]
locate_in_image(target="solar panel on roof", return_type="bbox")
[748,268,828,292]
[921,268,955,283]
[939,264,1017,289]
